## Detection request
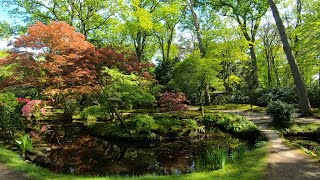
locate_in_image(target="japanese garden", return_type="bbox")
[0,0,319,179]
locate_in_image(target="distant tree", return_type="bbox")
[170,52,224,104]
[209,0,269,89]
[2,0,118,41]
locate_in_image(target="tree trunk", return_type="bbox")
[188,0,206,58]
[268,0,312,116]
[187,0,210,105]
[249,45,259,89]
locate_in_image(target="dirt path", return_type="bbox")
[221,110,320,180]
[0,163,29,180]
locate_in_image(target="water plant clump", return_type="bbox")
[195,148,228,171]
[194,143,248,172]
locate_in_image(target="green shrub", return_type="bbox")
[0,93,24,137]
[129,114,157,135]
[249,88,297,107]
[89,123,131,139]
[203,113,258,133]
[307,85,320,108]
[203,113,262,143]
[254,141,268,148]
[267,100,295,128]
[80,105,109,120]
[179,119,205,138]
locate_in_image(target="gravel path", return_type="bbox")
[222,110,320,180]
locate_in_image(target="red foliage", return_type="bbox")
[159,92,189,112]
[0,21,153,96]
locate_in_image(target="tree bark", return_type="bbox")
[268,0,312,116]
[249,44,259,89]
[187,0,210,105]
[187,0,206,58]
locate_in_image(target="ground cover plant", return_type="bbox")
[279,123,320,158]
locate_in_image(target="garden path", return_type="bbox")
[0,163,28,180]
[221,110,320,180]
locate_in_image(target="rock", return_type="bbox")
[26,155,37,162]
[42,147,51,152]
[34,154,52,168]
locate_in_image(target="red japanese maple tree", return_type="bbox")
[159,92,189,112]
[0,21,153,96]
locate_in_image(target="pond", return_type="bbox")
[39,129,246,176]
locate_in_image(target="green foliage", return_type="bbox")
[250,88,297,107]
[307,85,320,108]
[2,87,43,100]
[155,59,179,85]
[0,93,24,135]
[229,90,250,104]
[203,113,258,133]
[195,148,228,171]
[63,99,79,122]
[114,83,156,109]
[128,114,157,138]
[230,143,247,162]
[254,141,268,149]
[0,21,14,38]
[170,52,224,104]
[267,100,295,128]
[179,119,205,138]
[0,64,15,81]
[90,114,207,140]
[0,50,8,58]
[80,105,109,120]
[102,68,156,109]
[89,122,131,139]
[280,123,320,136]
[15,134,33,156]
[203,113,262,142]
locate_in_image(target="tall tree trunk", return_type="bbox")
[187,0,206,58]
[187,0,210,105]
[268,0,312,116]
[249,45,259,89]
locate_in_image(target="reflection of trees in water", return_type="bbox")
[47,133,246,175]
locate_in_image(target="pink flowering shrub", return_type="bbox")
[17,97,31,105]
[21,100,47,119]
[159,92,189,112]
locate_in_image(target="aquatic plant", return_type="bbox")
[195,148,228,171]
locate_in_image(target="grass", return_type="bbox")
[279,123,320,135]
[279,123,320,159]
[0,145,268,180]
[204,104,266,112]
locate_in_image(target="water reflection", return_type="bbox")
[47,130,244,176]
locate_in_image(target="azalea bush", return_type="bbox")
[21,100,48,120]
[158,92,188,112]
